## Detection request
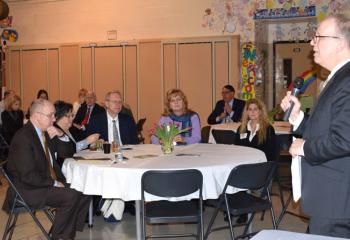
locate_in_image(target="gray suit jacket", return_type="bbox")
[294,62,350,218]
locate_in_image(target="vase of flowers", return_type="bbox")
[152,123,190,154]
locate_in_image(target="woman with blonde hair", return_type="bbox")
[73,88,88,115]
[151,89,201,145]
[1,94,24,144]
[235,98,276,162]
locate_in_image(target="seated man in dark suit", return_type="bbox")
[207,84,245,124]
[71,91,105,141]
[87,90,138,145]
[2,99,90,240]
[86,90,138,219]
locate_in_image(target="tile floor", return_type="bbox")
[0,176,309,240]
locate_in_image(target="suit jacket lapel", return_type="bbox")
[308,63,350,119]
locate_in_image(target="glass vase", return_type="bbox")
[161,140,174,154]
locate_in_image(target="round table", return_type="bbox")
[62,143,266,239]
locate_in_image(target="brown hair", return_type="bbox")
[163,89,193,116]
[239,98,270,145]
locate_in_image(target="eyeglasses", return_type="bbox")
[312,35,342,43]
[221,91,233,95]
[37,111,56,119]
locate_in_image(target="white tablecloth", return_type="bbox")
[251,230,347,240]
[62,143,266,201]
[208,121,291,143]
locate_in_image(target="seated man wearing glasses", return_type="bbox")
[207,85,245,124]
[3,99,90,240]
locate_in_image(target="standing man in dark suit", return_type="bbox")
[71,91,105,141]
[3,99,90,240]
[87,90,138,145]
[207,85,245,124]
[281,14,350,238]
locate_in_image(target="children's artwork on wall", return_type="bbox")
[241,42,256,100]
[0,16,12,28]
[288,69,317,93]
[2,29,18,42]
[203,0,350,43]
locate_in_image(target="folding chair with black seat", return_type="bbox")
[136,118,146,144]
[201,126,211,143]
[0,161,55,240]
[141,169,204,239]
[211,129,236,145]
[204,162,277,240]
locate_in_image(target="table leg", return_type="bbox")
[136,200,142,240]
[88,199,93,228]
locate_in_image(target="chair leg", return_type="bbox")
[267,190,277,229]
[242,212,255,237]
[204,205,220,240]
[28,210,51,240]
[224,196,235,240]
[199,200,204,240]
[3,212,18,240]
[277,192,293,226]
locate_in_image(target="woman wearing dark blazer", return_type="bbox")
[235,98,276,162]
[51,101,100,167]
[1,95,24,144]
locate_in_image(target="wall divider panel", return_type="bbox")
[215,42,230,103]
[5,35,240,143]
[94,46,123,104]
[22,50,47,109]
[48,49,60,103]
[163,43,177,93]
[124,45,138,120]
[178,42,213,129]
[60,45,81,103]
[81,47,93,92]
[138,41,162,143]
[9,50,21,97]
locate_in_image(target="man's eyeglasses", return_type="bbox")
[221,91,233,95]
[312,35,342,43]
[37,112,55,119]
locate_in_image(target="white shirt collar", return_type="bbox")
[247,120,260,141]
[323,59,350,89]
[107,112,118,121]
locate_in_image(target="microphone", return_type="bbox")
[283,77,304,121]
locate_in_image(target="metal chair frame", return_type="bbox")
[204,162,277,240]
[0,161,54,240]
[141,169,204,239]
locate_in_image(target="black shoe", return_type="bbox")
[236,214,248,224]
[124,201,135,216]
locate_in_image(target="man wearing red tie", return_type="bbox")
[71,91,105,141]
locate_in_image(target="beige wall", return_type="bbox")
[8,0,214,46]
[5,35,240,142]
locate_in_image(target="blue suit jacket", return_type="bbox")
[86,112,138,145]
[207,98,245,124]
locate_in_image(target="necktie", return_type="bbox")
[42,132,57,180]
[112,120,120,146]
[81,107,91,126]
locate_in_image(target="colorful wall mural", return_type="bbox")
[202,0,350,100]
[202,0,350,42]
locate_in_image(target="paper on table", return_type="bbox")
[291,155,302,202]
